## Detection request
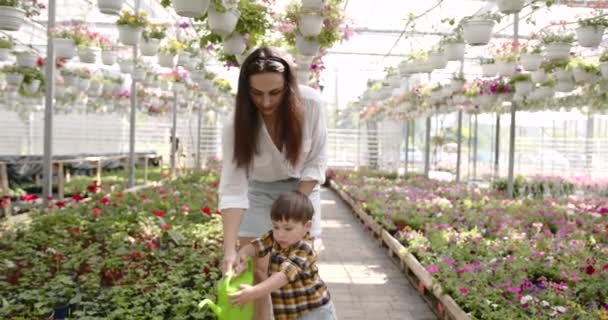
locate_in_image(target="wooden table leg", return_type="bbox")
[57,162,65,201]
[0,162,8,195]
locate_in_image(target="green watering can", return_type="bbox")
[198,258,254,320]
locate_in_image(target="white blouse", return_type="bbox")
[218,85,327,210]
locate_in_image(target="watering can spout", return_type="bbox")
[198,299,221,316]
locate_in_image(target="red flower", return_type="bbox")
[146,240,160,250]
[91,207,101,216]
[154,210,165,217]
[0,200,8,207]
[585,265,596,275]
[115,193,124,199]
[216,210,222,215]
[51,253,65,261]
[603,263,608,272]
[181,205,190,212]
[161,224,171,231]
[86,182,99,193]
[131,250,142,260]
[202,266,210,274]
[69,227,80,234]
[71,194,84,201]
[56,201,66,208]
[2,195,11,199]
[99,197,110,205]
[21,194,38,201]
[459,288,470,296]
[202,206,211,215]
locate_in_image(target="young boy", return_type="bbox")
[229,191,337,320]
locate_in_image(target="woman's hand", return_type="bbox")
[222,250,238,275]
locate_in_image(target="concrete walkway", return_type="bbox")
[317,188,436,320]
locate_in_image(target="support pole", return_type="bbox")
[456,110,463,182]
[473,113,479,180]
[404,119,409,175]
[170,92,178,178]
[586,112,594,176]
[127,0,141,188]
[494,114,501,178]
[424,116,431,178]
[42,0,56,200]
[196,96,203,169]
[507,13,520,197]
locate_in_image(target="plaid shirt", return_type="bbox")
[253,231,331,320]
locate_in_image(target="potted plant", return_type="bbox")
[428,47,447,70]
[0,35,13,61]
[116,9,148,46]
[118,58,134,74]
[462,12,502,46]
[496,0,525,14]
[0,0,26,31]
[52,23,81,59]
[1,64,24,87]
[540,31,574,61]
[568,58,600,83]
[74,25,103,64]
[441,32,465,61]
[60,67,79,87]
[207,0,239,37]
[480,57,497,77]
[576,16,607,48]
[158,39,186,68]
[171,0,209,18]
[450,72,466,92]
[547,59,571,82]
[599,50,608,79]
[493,40,519,77]
[98,0,123,15]
[75,68,93,91]
[534,78,555,99]
[510,72,533,96]
[168,67,189,92]
[15,49,37,68]
[100,40,118,65]
[141,25,166,56]
[519,44,543,71]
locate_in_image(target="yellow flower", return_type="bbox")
[129,17,137,23]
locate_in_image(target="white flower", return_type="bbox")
[541,300,550,307]
[554,306,567,313]
[520,295,533,304]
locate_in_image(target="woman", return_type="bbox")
[218,46,327,320]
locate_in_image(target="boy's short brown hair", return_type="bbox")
[270,191,314,223]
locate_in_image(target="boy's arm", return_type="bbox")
[228,272,288,306]
[233,243,256,275]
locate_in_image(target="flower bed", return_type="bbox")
[333,170,608,320]
[0,170,223,319]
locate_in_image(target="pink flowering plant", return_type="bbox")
[53,22,103,48]
[333,170,608,319]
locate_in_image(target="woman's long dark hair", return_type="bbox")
[233,47,304,170]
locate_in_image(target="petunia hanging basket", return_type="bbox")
[98,0,123,15]
[298,12,324,37]
[118,25,142,46]
[172,0,209,18]
[140,38,160,56]
[207,5,240,37]
[496,0,525,14]
[0,6,26,31]
[575,26,604,48]
[463,18,495,46]
[53,38,76,59]
[520,53,543,71]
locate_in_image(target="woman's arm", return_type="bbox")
[298,87,328,188]
[297,180,318,196]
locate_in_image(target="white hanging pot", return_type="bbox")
[207,6,240,37]
[222,33,247,55]
[172,0,209,18]
[0,6,26,31]
[0,48,9,61]
[463,19,495,46]
[481,63,498,77]
[398,61,413,76]
[554,67,572,82]
[140,38,160,56]
[88,80,103,96]
[514,81,533,96]
[496,0,525,14]
[298,12,324,37]
[98,0,123,15]
[118,60,134,73]
[572,67,592,83]
[556,80,575,92]
[444,42,465,61]
[429,51,448,69]
[16,52,37,68]
[77,78,91,91]
[53,38,76,59]
[296,33,320,56]
[531,69,547,83]
[450,79,464,93]
[297,68,310,84]
[118,25,142,46]
[132,68,147,81]
[101,50,117,65]
[600,62,608,79]
[158,53,176,68]
[544,43,571,60]
[177,52,191,67]
[301,0,325,10]
[63,75,78,87]
[22,80,41,95]
[387,75,401,88]
[78,47,100,64]
[103,82,118,96]
[55,85,67,98]
[173,82,186,93]
[520,53,542,71]
[536,87,554,99]
[6,72,24,86]
[496,61,516,77]
[417,59,435,73]
[575,26,604,48]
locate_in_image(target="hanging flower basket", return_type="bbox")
[5,73,24,86]
[55,84,67,98]
[88,80,103,96]
[496,61,516,77]
[98,0,123,15]
[223,33,247,55]
[78,47,100,64]
[536,87,554,99]
[0,48,9,61]
[132,68,147,81]
[387,75,401,88]
[0,6,26,31]
[299,12,324,37]
[555,80,574,92]
[208,5,240,37]
[450,79,464,92]
[575,26,604,48]
[496,0,525,14]
[62,74,78,87]
[173,0,209,17]
[572,67,594,83]
[481,63,498,77]
[514,81,533,96]
[177,53,191,67]
[173,82,186,93]
[158,53,176,68]
[54,38,76,59]
[554,67,572,82]
[118,60,134,73]
[544,43,571,61]
[103,82,118,96]
[600,63,608,79]
[296,33,320,56]
[301,0,325,10]
[101,50,117,65]
[520,53,542,71]
[416,59,434,73]
[118,25,142,46]
[429,51,448,69]
[531,69,547,83]
[77,78,91,91]
[140,38,160,56]
[444,42,465,61]
[463,18,495,46]
[398,61,413,76]
[16,52,37,68]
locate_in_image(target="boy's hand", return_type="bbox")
[228,285,257,306]
[233,250,250,276]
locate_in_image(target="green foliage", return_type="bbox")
[142,25,167,41]
[116,9,148,28]
[510,73,531,83]
[212,77,232,93]
[0,36,13,49]
[540,32,575,45]
[578,16,608,28]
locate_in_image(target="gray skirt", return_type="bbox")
[239,178,321,238]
